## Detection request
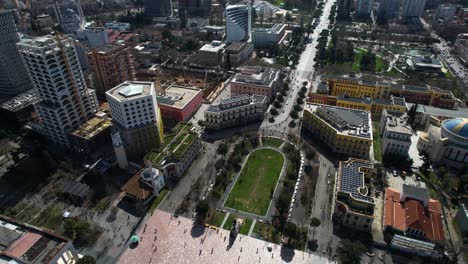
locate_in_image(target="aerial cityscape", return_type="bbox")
[0,0,467,263]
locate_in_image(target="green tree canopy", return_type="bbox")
[337,239,366,264]
[76,256,96,264]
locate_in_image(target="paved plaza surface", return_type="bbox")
[118,210,330,264]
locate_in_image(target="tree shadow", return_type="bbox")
[190,223,206,238]
[280,245,295,262]
[128,242,139,249]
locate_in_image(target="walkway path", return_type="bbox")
[247,219,257,237]
[220,212,230,229]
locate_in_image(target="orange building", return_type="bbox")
[88,43,136,98]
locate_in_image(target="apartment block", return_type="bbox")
[18,35,98,147]
[87,43,136,98]
[251,23,286,47]
[303,104,373,159]
[334,158,375,231]
[204,95,267,130]
[230,66,281,100]
[106,81,163,161]
[379,109,413,158]
[157,85,203,122]
[328,77,456,109]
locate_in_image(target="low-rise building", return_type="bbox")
[197,40,225,66]
[157,85,203,122]
[379,109,413,158]
[122,162,165,205]
[105,22,131,31]
[328,77,457,109]
[385,185,445,242]
[0,88,40,125]
[303,104,373,159]
[417,118,468,170]
[409,103,468,128]
[455,33,468,65]
[309,93,406,116]
[230,66,281,100]
[69,111,112,154]
[0,215,80,263]
[204,95,267,130]
[251,23,286,47]
[145,123,201,184]
[405,56,443,73]
[334,158,375,231]
[225,42,254,66]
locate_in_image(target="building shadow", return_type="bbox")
[190,223,206,238]
[280,245,296,262]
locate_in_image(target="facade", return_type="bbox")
[179,0,211,17]
[204,95,267,130]
[379,109,412,158]
[87,43,136,98]
[401,0,427,18]
[0,10,34,97]
[0,215,80,264]
[455,200,468,239]
[122,163,165,205]
[328,77,456,109]
[77,27,110,49]
[69,112,112,154]
[60,8,85,34]
[334,159,375,231]
[226,4,251,43]
[385,186,444,242]
[145,123,201,184]
[225,42,254,66]
[378,0,400,19]
[410,103,468,128]
[0,88,40,125]
[18,35,99,147]
[198,40,225,65]
[417,118,468,169]
[455,33,468,65]
[309,93,406,116]
[157,85,203,122]
[357,0,373,15]
[144,0,172,17]
[251,23,286,47]
[303,104,373,159]
[106,81,164,161]
[230,66,281,100]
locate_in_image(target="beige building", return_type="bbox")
[230,66,281,100]
[88,43,136,98]
[334,158,375,231]
[379,109,413,158]
[204,95,267,130]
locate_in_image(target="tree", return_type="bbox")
[195,200,209,223]
[296,98,304,105]
[285,12,292,23]
[360,52,376,72]
[276,192,290,214]
[273,100,282,108]
[76,256,96,264]
[337,240,366,264]
[310,217,321,228]
[290,111,299,119]
[283,222,298,242]
[217,143,229,155]
[270,108,279,115]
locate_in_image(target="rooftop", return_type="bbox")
[232,66,279,87]
[199,41,225,53]
[252,23,286,34]
[225,42,251,53]
[106,81,153,102]
[337,159,374,204]
[385,188,444,241]
[94,43,125,54]
[121,169,157,200]
[156,85,202,110]
[69,114,111,140]
[382,110,412,135]
[206,95,267,112]
[0,89,40,112]
[0,215,71,263]
[307,104,372,139]
[411,103,468,118]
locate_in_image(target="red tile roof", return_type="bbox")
[384,188,445,241]
[4,232,42,258]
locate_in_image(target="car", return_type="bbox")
[366,252,375,257]
[392,170,397,176]
[221,209,226,213]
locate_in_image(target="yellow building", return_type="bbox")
[303,104,373,158]
[328,77,390,99]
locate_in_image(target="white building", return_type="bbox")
[401,0,427,18]
[379,109,413,158]
[251,23,286,46]
[106,81,163,160]
[455,33,468,65]
[417,118,468,170]
[204,95,267,130]
[0,10,34,96]
[18,35,98,147]
[122,162,166,205]
[226,4,251,43]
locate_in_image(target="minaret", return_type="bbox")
[112,132,128,169]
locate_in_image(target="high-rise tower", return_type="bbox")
[17,35,99,146]
[226,4,251,44]
[144,0,172,17]
[0,10,34,97]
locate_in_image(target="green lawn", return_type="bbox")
[222,214,237,230]
[351,48,366,72]
[376,56,387,72]
[239,218,253,235]
[372,122,382,162]
[207,211,227,227]
[262,137,284,148]
[225,148,284,215]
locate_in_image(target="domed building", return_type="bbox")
[417,118,468,169]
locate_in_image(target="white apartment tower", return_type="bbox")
[0,10,34,96]
[17,35,98,146]
[226,4,251,44]
[106,81,164,160]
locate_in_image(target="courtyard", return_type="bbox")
[224,148,285,216]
